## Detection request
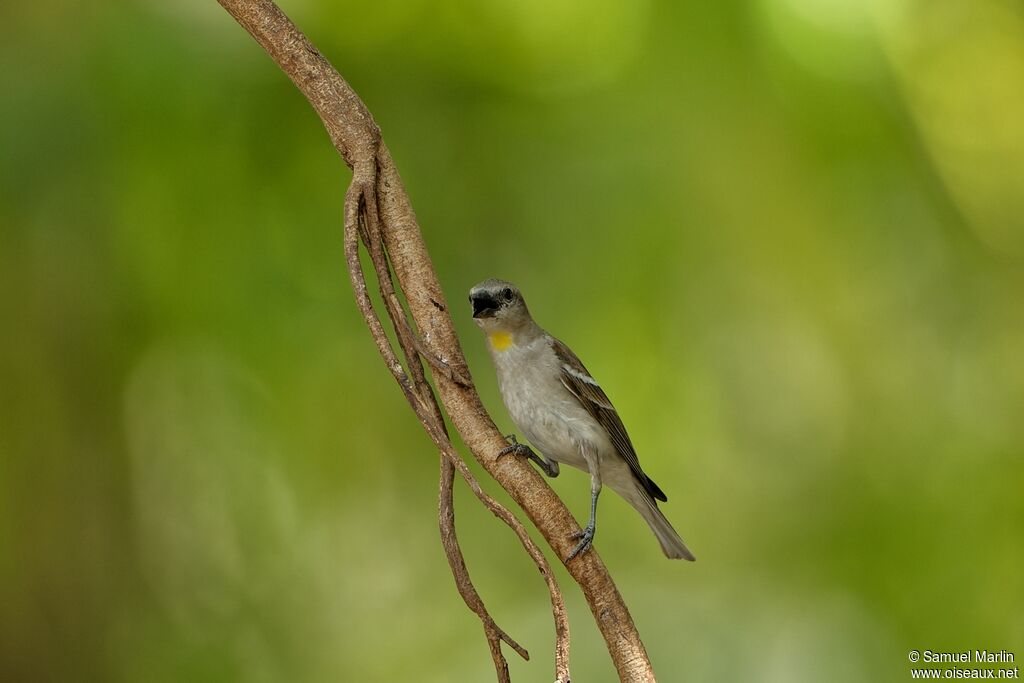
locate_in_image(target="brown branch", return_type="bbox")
[214,1,655,680]
[440,459,526,682]
[346,173,568,681]
[355,188,564,679]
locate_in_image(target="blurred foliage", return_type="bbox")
[2,0,1023,681]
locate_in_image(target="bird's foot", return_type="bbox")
[497,433,530,459]
[497,436,559,477]
[566,524,595,562]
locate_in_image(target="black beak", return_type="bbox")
[471,292,498,319]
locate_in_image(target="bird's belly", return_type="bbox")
[502,382,603,471]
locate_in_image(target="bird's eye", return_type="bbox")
[502,288,514,302]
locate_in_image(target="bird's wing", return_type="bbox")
[549,336,667,502]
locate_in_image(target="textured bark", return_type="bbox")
[214,1,656,680]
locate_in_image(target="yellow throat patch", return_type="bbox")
[488,331,513,352]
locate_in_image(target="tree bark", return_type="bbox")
[214,1,657,680]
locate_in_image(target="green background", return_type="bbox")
[2,0,1022,680]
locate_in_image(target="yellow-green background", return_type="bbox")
[2,0,1022,681]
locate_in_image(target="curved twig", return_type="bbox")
[440,459,528,678]
[359,183,533,674]
[215,1,654,680]
[344,177,569,681]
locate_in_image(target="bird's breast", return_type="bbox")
[493,343,602,469]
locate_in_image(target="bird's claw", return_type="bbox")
[498,435,559,477]
[566,524,595,562]
[497,442,533,459]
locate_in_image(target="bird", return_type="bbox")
[468,278,695,562]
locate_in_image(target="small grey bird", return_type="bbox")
[469,278,695,561]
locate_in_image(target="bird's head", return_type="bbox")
[468,279,531,335]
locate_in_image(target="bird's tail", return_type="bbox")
[631,492,696,561]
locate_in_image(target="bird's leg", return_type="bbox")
[567,478,600,562]
[497,434,559,478]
